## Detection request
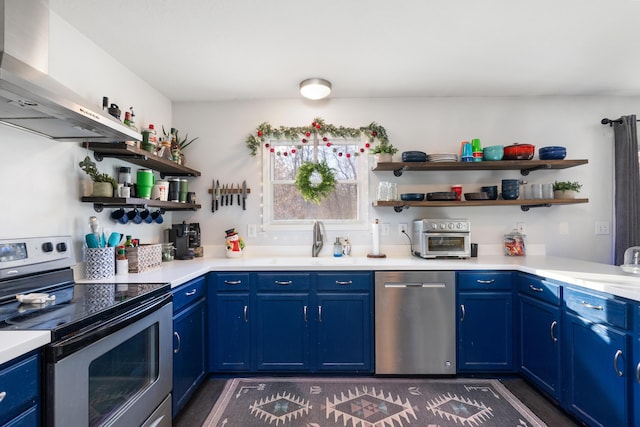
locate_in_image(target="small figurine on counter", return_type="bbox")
[225,228,245,258]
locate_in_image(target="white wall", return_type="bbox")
[0,11,173,262]
[172,96,636,264]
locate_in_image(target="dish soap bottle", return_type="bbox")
[342,238,351,256]
[333,237,343,257]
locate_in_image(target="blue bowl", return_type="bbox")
[400,193,425,201]
[539,146,566,160]
[482,145,504,161]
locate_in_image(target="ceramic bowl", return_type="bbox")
[480,185,499,200]
[503,143,535,160]
[400,193,425,201]
[482,145,504,161]
[539,146,567,160]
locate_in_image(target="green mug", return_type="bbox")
[136,169,155,199]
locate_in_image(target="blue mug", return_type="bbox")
[111,208,128,224]
[140,208,153,224]
[151,210,163,224]
[127,208,142,224]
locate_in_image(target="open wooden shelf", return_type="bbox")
[373,198,589,212]
[372,159,588,176]
[81,196,201,213]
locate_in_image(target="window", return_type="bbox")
[262,138,369,230]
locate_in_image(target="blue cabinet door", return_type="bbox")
[519,294,561,400]
[211,293,251,371]
[315,292,372,372]
[256,293,310,371]
[635,331,640,427]
[172,297,206,416]
[458,291,514,372]
[564,311,630,427]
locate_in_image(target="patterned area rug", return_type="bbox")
[203,377,547,427]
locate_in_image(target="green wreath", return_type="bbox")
[295,160,337,204]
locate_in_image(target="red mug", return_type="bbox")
[451,185,462,201]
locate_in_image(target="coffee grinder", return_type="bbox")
[168,221,194,260]
[189,223,203,257]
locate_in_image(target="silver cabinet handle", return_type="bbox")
[185,289,197,296]
[275,280,293,286]
[550,320,558,342]
[0,391,6,403]
[303,305,308,323]
[613,350,624,377]
[476,279,495,285]
[318,305,323,322]
[173,331,181,354]
[224,280,242,285]
[636,361,640,384]
[243,305,248,323]
[460,304,466,322]
[335,280,353,285]
[581,300,604,311]
[529,285,543,292]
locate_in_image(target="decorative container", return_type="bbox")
[85,247,115,279]
[125,244,162,272]
[92,182,113,197]
[504,230,526,256]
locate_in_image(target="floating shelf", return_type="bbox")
[83,142,202,177]
[373,198,589,212]
[81,196,201,213]
[372,159,588,176]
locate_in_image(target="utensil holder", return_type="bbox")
[85,247,115,279]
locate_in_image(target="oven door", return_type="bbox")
[45,294,173,427]
[422,232,470,258]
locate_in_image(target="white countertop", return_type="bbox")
[0,331,50,365]
[7,251,640,367]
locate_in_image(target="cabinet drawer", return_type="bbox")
[564,287,629,330]
[518,273,561,306]
[457,271,513,291]
[215,273,251,292]
[317,272,372,291]
[173,276,206,312]
[0,353,38,426]
[257,273,311,291]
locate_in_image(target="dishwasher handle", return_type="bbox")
[384,282,446,288]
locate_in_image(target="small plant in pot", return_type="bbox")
[79,156,118,197]
[552,180,582,199]
[370,141,398,162]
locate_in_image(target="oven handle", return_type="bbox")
[47,293,172,362]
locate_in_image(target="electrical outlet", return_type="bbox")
[399,223,408,236]
[516,222,525,234]
[595,221,610,235]
[247,224,257,238]
[380,223,390,236]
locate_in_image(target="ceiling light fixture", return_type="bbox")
[299,78,332,100]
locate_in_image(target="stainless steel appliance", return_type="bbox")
[375,271,456,375]
[412,218,471,259]
[0,236,172,426]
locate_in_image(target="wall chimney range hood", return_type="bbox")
[0,0,141,142]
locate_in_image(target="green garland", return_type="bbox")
[294,160,337,204]
[245,117,388,156]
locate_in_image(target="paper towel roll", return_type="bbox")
[371,219,380,256]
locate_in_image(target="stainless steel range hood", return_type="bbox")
[0,0,141,142]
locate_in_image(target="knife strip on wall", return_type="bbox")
[208,182,250,211]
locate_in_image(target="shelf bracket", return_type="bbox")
[520,164,552,176]
[393,166,408,177]
[520,203,552,212]
[393,205,409,213]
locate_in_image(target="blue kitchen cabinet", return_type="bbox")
[209,273,251,372]
[518,273,562,401]
[457,271,516,372]
[315,272,373,372]
[634,303,640,427]
[255,273,311,371]
[563,286,631,427]
[172,276,207,417]
[0,351,40,427]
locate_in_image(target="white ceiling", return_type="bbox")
[51,0,640,102]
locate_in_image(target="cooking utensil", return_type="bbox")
[237,183,241,205]
[107,232,121,247]
[85,233,99,248]
[211,178,216,212]
[503,143,535,160]
[214,180,220,211]
[426,192,457,201]
[225,184,230,205]
[242,180,247,210]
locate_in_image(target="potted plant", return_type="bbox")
[79,156,118,197]
[163,127,199,165]
[552,180,582,199]
[370,141,398,163]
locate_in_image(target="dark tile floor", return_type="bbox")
[173,376,582,426]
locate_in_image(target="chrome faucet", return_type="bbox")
[312,221,323,257]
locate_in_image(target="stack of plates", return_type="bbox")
[426,192,458,201]
[402,151,427,162]
[427,153,459,162]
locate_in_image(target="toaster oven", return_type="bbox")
[412,219,471,258]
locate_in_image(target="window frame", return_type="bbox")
[261,137,370,231]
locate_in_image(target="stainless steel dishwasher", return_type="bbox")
[375,271,456,375]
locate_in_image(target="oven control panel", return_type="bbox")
[0,236,74,279]
[425,219,470,233]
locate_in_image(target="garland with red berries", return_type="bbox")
[245,117,388,157]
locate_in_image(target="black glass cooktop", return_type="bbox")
[0,268,169,340]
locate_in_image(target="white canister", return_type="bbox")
[156,180,169,201]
